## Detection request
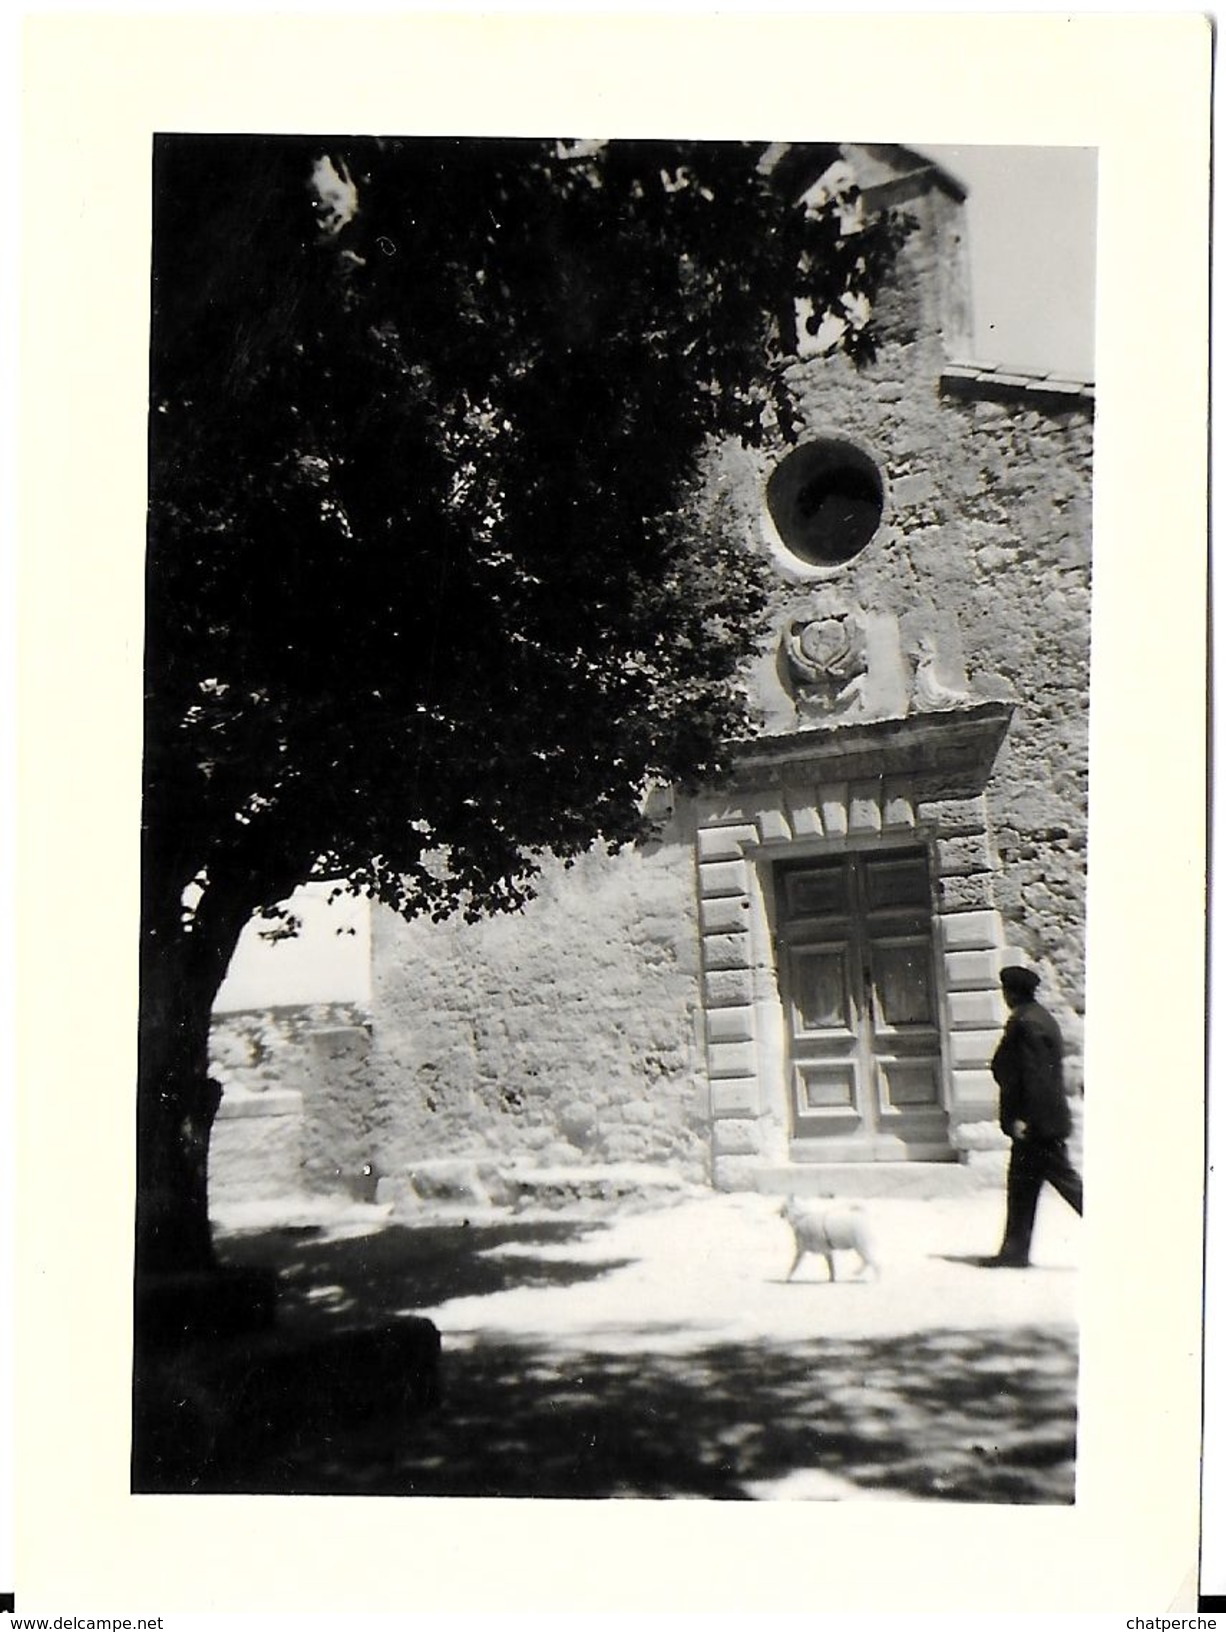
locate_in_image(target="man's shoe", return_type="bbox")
[980,1253,1031,1268]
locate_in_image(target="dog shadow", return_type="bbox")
[768,1272,877,1287]
[771,1281,874,1289]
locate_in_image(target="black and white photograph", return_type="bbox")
[132,135,1095,1503]
[9,9,1211,1621]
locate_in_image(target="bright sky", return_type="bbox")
[923,145,1098,379]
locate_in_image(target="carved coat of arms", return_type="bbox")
[783,598,869,720]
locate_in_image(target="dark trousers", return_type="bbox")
[1000,1137,1083,1262]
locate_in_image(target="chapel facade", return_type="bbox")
[210,143,1093,1202]
[357,143,1093,1195]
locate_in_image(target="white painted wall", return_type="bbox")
[213,882,371,1011]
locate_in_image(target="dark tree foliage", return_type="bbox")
[139,135,906,1274]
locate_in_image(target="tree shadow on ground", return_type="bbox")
[137,1217,1078,1502]
[134,1214,633,1492]
[215,1215,624,1330]
[214,1324,1077,1502]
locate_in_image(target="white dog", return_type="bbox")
[781,1197,880,1283]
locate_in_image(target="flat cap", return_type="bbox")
[999,965,1040,997]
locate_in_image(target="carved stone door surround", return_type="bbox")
[694,702,1015,1188]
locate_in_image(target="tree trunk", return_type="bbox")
[135,976,222,1276]
[135,865,265,1279]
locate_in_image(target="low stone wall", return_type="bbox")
[208,1003,374,1205]
[209,1088,306,1207]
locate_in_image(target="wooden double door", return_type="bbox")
[775,848,951,1160]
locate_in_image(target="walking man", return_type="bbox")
[986,964,1083,1268]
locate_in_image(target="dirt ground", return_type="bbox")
[197,1184,1081,1502]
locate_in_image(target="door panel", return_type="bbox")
[871,937,936,1030]
[790,943,853,1032]
[777,849,949,1159]
[787,934,862,1137]
[863,852,931,910]
[794,1062,863,1141]
[798,1066,859,1110]
[785,866,851,918]
[877,1059,942,1109]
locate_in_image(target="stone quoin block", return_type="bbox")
[947,989,1005,1030]
[706,1005,755,1044]
[712,1155,759,1192]
[939,908,1003,952]
[938,873,996,912]
[699,894,752,935]
[704,968,755,1008]
[707,1041,759,1080]
[948,1069,1000,1122]
[949,1028,1001,1069]
[950,1119,1010,1154]
[944,949,1000,990]
[695,795,757,827]
[699,859,750,899]
[917,796,988,835]
[702,932,755,973]
[937,832,992,876]
[712,1118,763,1157]
[697,823,758,862]
[710,1077,762,1119]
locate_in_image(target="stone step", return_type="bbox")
[742,1161,989,1200]
[508,1163,695,1212]
[382,1158,696,1216]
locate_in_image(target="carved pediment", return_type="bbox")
[732,700,1015,802]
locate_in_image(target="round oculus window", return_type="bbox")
[766,440,885,567]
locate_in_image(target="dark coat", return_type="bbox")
[990,999,1071,1142]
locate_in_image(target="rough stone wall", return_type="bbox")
[721,201,1093,1064]
[368,837,709,1178]
[949,390,1092,1069]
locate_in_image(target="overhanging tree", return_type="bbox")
[141,135,906,1276]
